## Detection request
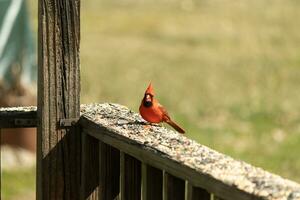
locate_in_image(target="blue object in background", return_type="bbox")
[0,0,36,90]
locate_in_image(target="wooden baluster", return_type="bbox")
[142,163,163,200]
[214,196,225,200]
[99,142,120,200]
[120,152,125,200]
[186,182,211,200]
[163,171,185,200]
[120,152,141,200]
[81,133,99,200]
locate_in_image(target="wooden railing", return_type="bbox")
[1,104,300,200]
[2,0,299,199]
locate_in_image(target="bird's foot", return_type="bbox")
[150,122,163,127]
[142,122,161,130]
[143,124,151,132]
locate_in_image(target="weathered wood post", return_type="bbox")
[37,0,81,199]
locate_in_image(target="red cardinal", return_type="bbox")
[139,83,185,134]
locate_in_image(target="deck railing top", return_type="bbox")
[1,104,300,200]
[79,103,300,200]
[0,106,37,128]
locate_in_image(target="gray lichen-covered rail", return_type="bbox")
[1,104,300,199]
[80,103,300,200]
[0,106,37,128]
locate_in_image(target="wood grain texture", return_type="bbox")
[37,0,80,199]
[79,103,300,200]
[99,142,120,200]
[81,133,99,200]
[142,163,163,200]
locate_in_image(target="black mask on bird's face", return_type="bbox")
[143,93,153,107]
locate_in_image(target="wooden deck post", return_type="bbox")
[37,0,81,199]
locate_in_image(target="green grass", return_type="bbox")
[80,0,300,182]
[2,168,36,200]
[16,1,300,199]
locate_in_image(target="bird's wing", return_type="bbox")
[158,103,171,121]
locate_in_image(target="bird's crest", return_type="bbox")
[145,82,154,96]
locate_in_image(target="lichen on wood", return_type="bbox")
[80,103,300,200]
[0,106,37,113]
[0,106,37,128]
[1,104,300,199]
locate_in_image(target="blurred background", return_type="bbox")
[1,0,300,199]
[1,0,36,199]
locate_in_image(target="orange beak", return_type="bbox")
[145,83,154,96]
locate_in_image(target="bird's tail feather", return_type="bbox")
[166,120,185,134]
